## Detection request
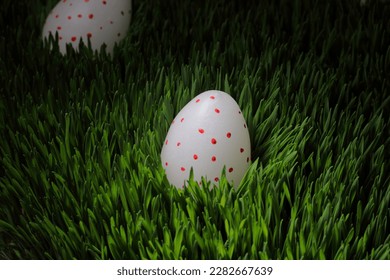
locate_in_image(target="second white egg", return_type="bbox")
[42,0,132,54]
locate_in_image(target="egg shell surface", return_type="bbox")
[161,90,251,188]
[42,0,132,54]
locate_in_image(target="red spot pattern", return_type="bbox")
[44,0,132,53]
[161,91,251,188]
[165,162,168,166]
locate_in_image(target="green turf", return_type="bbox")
[0,0,389,259]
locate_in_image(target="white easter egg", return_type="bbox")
[42,0,132,54]
[161,90,251,188]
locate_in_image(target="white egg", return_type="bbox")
[42,0,132,54]
[161,90,251,188]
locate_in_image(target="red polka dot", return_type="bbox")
[165,139,168,145]
[59,36,63,40]
[228,167,234,173]
[110,20,114,24]
[196,99,200,103]
[84,0,90,2]
[180,118,184,122]
[165,162,168,166]
[100,26,103,30]
[102,1,107,4]
[71,36,77,42]
[240,148,244,153]
[57,26,62,30]
[238,111,242,114]
[176,142,181,147]
[181,167,186,171]
[55,14,59,18]
[244,124,247,128]
[211,138,217,144]
[210,96,215,99]
[63,0,67,2]
[89,14,94,19]
[226,132,231,138]
[67,16,72,20]
[198,128,204,134]
[78,14,82,18]
[214,177,219,182]
[193,154,198,160]
[87,33,92,38]
[214,108,220,113]
[211,156,216,162]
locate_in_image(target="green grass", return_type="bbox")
[0,0,389,259]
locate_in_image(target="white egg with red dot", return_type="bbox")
[161,90,251,188]
[42,0,132,54]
